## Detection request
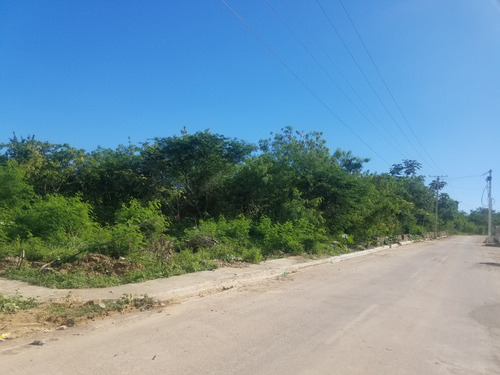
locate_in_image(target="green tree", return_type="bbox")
[143,130,255,222]
[76,144,147,223]
[333,149,370,174]
[99,199,170,258]
[390,159,422,177]
[8,194,96,245]
[231,127,333,222]
[0,134,87,196]
[230,127,368,242]
[0,162,35,243]
[0,161,34,210]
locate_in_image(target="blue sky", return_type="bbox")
[1,0,499,213]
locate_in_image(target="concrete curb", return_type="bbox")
[0,241,416,303]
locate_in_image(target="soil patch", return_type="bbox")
[59,254,144,276]
[1,295,163,341]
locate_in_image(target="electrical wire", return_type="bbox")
[263,0,408,158]
[314,0,438,172]
[337,0,443,174]
[447,174,484,180]
[220,0,391,165]
[481,184,488,207]
[283,0,410,159]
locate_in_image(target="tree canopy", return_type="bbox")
[0,128,492,263]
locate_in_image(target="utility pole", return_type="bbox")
[485,170,495,245]
[430,175,447,239]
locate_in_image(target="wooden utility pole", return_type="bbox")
[430,175,447,239]
[434,177,440,238]
[486,170,495,245]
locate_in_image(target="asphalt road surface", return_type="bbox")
[2,236,500,374]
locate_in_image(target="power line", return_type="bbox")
[337,0,443,174]
[314,0,438,173]
[263,0,408,158]
[221,0,391,165]
[447,174,484,180]
[283,0,409,158]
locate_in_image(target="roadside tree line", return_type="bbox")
[0,127,497,274]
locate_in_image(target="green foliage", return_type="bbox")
[0,129,490,288]
[462,208,500,235]
[8,194,97,246]
[0,236,83,262]
[183,215,251,248]
[77,144,148,223]
[240,247,264,263]
[0,134,88,197]
[0,162,35,244]
[91,199,169,258]
[182,215,262,263]
[0,294,37,313]
[115,200,168,240]
[390,159,422,177]
[333,149,370,174]
[0,161,34,210]
[210,244,262,263]
[213,215,252,246]
[3,267,123,288]
[256,216,328,255]
[143,130,255,221]
[171,249,216,273]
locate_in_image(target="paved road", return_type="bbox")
[2,236,500,374]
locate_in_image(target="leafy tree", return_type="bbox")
[8,194,96,245]
[230,127,371,241]
[0,161,34,210]
[232,127,333,218]
[333,149,370,174]
[429,179,447,192]
[465,208,500,234]
[99,199,170,258]
[114,199,168,242]
[0,134,87,196]
[400,176,434,231]
[76,144,147,223]
[361,174,410,239]
[143,130,255,221]
[390,159,422,177]
[0,162,35,244]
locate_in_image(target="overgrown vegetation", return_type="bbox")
[0,128,497,288]
[0,294,37,313]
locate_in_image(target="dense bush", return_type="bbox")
[7,194,96,245]
[91,200,169,258]
[256,216,328,256]
[0,129,495,288]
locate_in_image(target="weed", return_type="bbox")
[0,294,37,313]
[3,268,123,289]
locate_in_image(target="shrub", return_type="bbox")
[241,247,263,263]
[0,294,37,313]
[182,215,252,251]
[256,216,328,255]
[8,194,97,245]
[214,215,252,246]
[114,199,168,242]
[90,200,169,258]
[171,249,216,273]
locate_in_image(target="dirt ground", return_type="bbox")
[0,254,253,341]
[0,294,166,341]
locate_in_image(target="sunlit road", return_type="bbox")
[3,236,500,374]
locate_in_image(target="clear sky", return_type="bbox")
[1,0,499,213]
